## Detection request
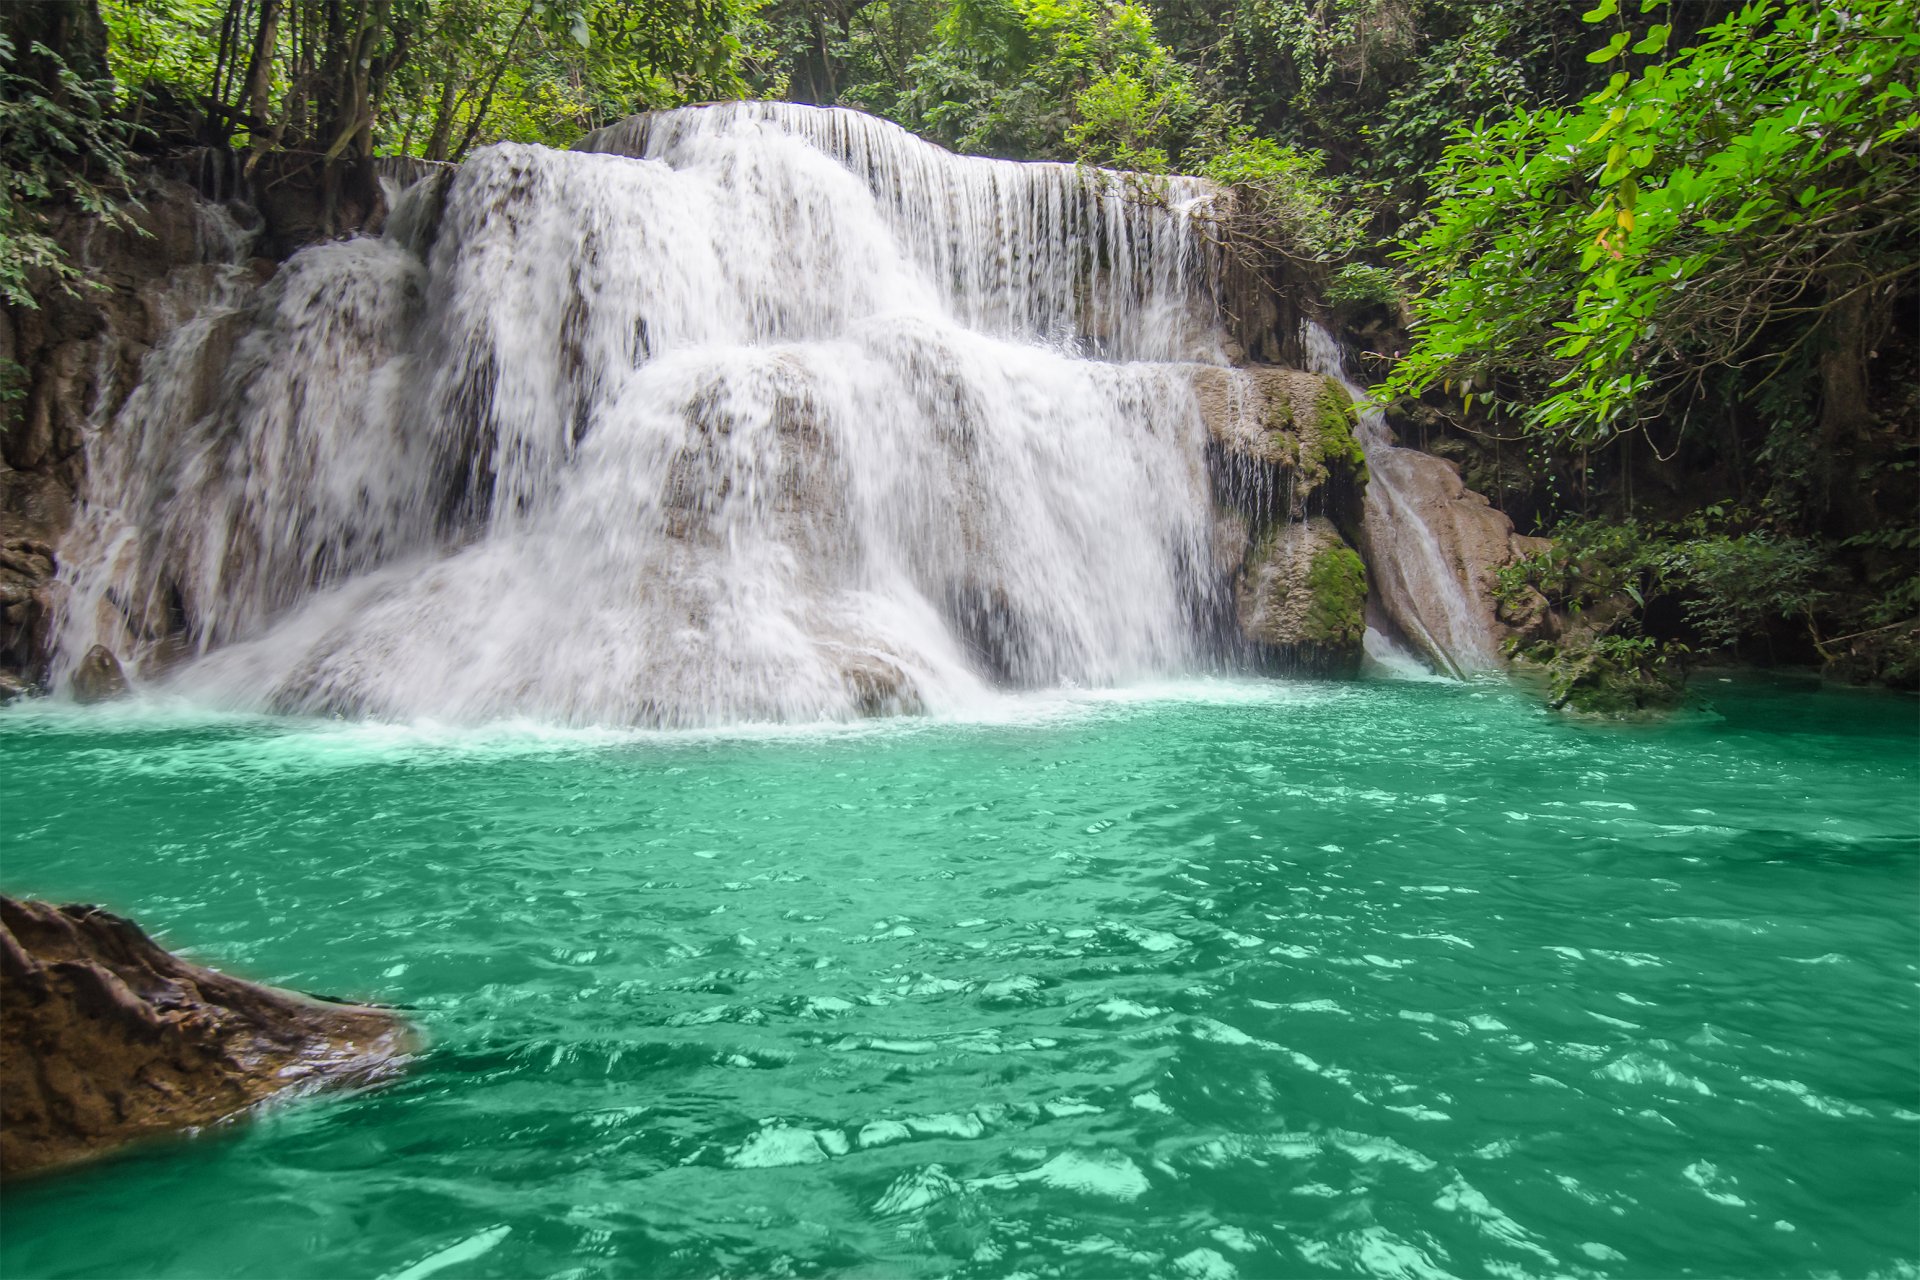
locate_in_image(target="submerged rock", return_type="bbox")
[1542,649,1688,719]
[0,896,413,1179]
[69,644,129,703]
[1236,517,1369,676]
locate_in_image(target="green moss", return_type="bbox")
[1312,377,1368,482]
[1303,543,1367,645]
[1544,646,1687,719]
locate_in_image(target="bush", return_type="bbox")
[1197,134,1364,264]
[1324,262,1398,310]
[1497,513,1834,657]
[0,35,144,309]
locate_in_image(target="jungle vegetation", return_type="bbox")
[3,0,1916,685]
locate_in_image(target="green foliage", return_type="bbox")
[1325,262,1398,309]
[1198,136,1363,261]
[1655,530,1829,650]
[1384,0,1920,446]
[0,34,144,309]
[1304,542,1368,644]
[1194,0,1602,221]
[1497,513,1833,655]
[95,0,760,166]
[99,0,221,102]
[893,0,1206,169]
[1545,632,1687,716]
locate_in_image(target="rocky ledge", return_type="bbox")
[1192,364,1372,674]
[0,895,413,1179]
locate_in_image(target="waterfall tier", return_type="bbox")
[50,103,1517,724]
[55,105,1238,726]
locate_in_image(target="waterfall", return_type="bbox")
[1302,322,1504,677]
[52,105,1236,726]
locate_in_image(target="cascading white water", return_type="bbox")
[1302,321,1503,677]
[54,105,1235,726]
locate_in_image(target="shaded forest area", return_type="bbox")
[4,0,1917,697]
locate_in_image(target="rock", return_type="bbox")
[1357,441,1529,675]
[70,645,130,703]
[0,895,413,1179]
[1236,517,1369,676]
[0,510,61,688]
[840,650,923,716]
[1495,583,1556,644]
[1190,365,1366,526]
[1543,648,1687,719]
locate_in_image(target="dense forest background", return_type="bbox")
[4,0,1917,697]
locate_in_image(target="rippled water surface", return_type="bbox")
[3,677,1917,1279]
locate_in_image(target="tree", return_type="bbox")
[1383,0,1920,527]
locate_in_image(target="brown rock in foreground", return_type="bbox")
[0,895,413,1179]
[69,645,129,703]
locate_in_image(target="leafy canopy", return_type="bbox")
[1382,0,1920,445]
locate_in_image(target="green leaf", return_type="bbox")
[1581,0,1619,21]
[1587,31,1631,63]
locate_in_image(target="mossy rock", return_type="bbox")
[1190,365,1369,525]
[1302,542,1366,646]
[1312,376,1367,478]
[1235,516,1368,677]
[1545,649,1688,719]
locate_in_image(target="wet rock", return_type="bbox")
[840,651,923,716]
[1236,517,1368,676]
[0,511,61,688]
[70,645,129,703]
[1543,648,1687,719]
[3,174,272,697]
[0,895,413,1179]
[1357,441,1534,674]
[943,582,1030,686]
[1190,365,1366,526]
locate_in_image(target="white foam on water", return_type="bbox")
[381,1225,512,1280]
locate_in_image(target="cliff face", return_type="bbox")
[1,176,271,700]
[1189,365,1373,675]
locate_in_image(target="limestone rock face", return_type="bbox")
[69,644,129,703]
[1189,365,1366,530]
[1186,365,1372,675]
[0,896,413,1179]
[1236,516,1368,676]
[1357,442,1536,674]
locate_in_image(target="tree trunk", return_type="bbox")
[1814,266,1875,527]
[3,0,112,99]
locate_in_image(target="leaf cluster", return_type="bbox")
[0,34,145,310]
[1383,0,1920,447]
[1497,511,1834,654]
